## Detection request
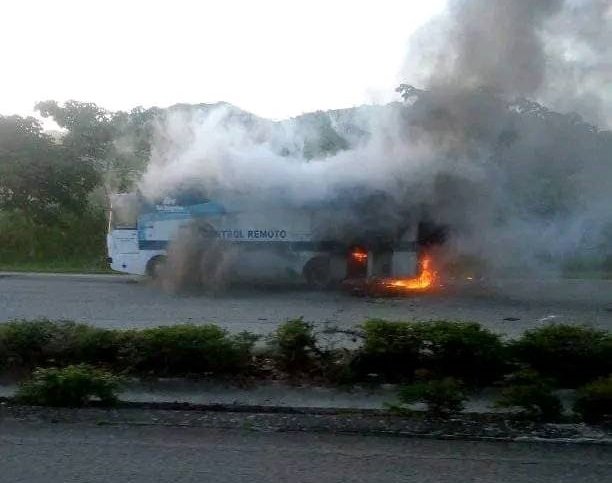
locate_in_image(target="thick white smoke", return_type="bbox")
[139,0,612,278]
[140,103,437,207]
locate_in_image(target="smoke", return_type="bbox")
[397,0,612,275]
[425,0,564,96]
[405,0,612,127]
[138,0,612,280]
[141,103,420,205]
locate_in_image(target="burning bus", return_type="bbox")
[107,191,435,291]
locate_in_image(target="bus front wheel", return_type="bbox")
[303,256,331,289]
[146,256,167,279]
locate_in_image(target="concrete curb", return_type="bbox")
[1,399,610,446]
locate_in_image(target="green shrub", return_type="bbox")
[267,319,318,372]
[0,320,257,377]
[398,377,467,417]
[0,319,57,370]
[45,321,124,367]
[0,319,122,371]
[353,319,422,381]
[511,324,612,386]
[126,324,255,376]
[16,364,122,407]
[355,319,506,383]
[495,370,563,421]
[573,376,612,423]
[415,321,507,385]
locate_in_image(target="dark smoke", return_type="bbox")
[139,0,612,282]
[429,0,563,95]
[406,0,611,126]
[396,0,612,275]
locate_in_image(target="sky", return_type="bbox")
[1,0,446,123]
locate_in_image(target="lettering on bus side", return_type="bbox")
[213,230,245,239]
[246,230,287,240]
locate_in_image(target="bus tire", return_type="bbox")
[146,255,167,279]
[303,256,331,289]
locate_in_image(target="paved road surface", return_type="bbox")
[1,272,612,335]
[1,420,611,483]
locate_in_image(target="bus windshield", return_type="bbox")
[109,193,141,229]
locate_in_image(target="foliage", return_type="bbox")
[298,113,349,159]
[0,115,99,222]
[36,100,157,192]
[511,324,612,386]
[354,319,422,381]
[125,324,255,376]
[267,318,318,372]
[355,319,506,383]
[415,321,507,385]
[398,377,467,416]
[495,370,563,421]
[0,207,107,265]
[16,364,122,407]
[0,319,57,370]
[0,101,161,269]
[0,321,256,377]
[573,376,612,423]
[0,319,122,371]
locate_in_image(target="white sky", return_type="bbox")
[1,0,446,123]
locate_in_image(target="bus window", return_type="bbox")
[110,194,140,229]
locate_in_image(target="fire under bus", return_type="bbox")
[107,193,436,293]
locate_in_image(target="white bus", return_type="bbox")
[106,193,419,287]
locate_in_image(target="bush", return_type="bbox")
[398,377,467,417]
[16,364,122,407]
[495,370,563,421]
[0,319,122,371]
[415,321,507,385]
[354,319,422,381]
[511,324,612,386]
[0,320,257,377]
[126,324,255,376]
[267,319,318,372]
[0,319,57,370]
[354,320,506,384]
[573,376,612,423]
[44,321,124,368]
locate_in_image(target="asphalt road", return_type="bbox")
[1,420,611,483]
[1,272,612,335]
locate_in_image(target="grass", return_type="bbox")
[0,259,113,274]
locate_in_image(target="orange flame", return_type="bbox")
[351,249,368,263]
[386,254,436,291]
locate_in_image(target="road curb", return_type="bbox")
[1,399,610,445]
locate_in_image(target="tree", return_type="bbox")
[0,115,98,222]
[36,100,157,192]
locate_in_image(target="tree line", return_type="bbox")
[0,101,158,268]
[0,99,357,268]
[1,92,611,271]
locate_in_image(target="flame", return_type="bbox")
[386,254,436,291]
[351,249,368,263]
